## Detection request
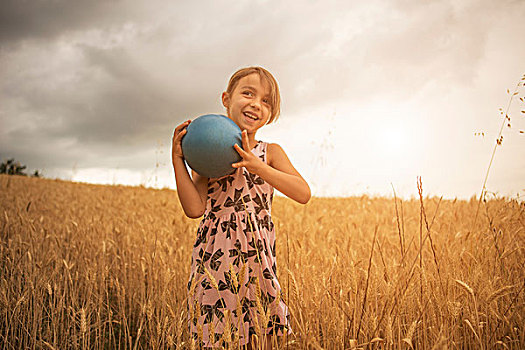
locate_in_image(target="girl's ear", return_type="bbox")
[221,92,230,108]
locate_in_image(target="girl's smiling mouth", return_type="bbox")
[243,111,259,121]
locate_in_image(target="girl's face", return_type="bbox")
[222,73,271,135]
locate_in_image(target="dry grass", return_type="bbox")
[1,174,524,349]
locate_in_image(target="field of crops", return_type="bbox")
[1,174,523,349]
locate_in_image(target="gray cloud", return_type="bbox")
[0,0,134,45]
[1,0,524,196]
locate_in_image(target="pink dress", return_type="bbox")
[187,141,290,347]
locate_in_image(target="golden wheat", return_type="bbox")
[1,175,524,349]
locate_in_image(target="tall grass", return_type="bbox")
[1,175,524,348]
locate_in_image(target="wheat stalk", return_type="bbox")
[454,279,474,298]
[487,285,515,304]
[204,266,220,292]
[402,320,418,349]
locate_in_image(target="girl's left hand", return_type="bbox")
[232,130,265,174]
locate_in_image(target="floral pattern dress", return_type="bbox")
[187,141,291,347]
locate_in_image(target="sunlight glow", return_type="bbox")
[375,124,410,156]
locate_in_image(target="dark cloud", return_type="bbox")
[0,0,134,45]
[1,0,336,157]
[1,0,524,196]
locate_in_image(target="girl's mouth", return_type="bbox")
[243,112,259,121]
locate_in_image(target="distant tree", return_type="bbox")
[0,158,42,177]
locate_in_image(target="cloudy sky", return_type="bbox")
[1,0,524,199]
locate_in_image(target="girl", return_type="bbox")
[172,67,310,348]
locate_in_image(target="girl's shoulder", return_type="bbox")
[265,142,284,152]
[265,142,289,167]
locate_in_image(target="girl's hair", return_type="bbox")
[225,66,281,124]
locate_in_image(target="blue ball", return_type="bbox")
[181,114,242,178]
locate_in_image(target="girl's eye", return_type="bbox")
[262,98,269,104]
[242,91,253,96]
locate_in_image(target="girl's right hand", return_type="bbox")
[172,120,191,161]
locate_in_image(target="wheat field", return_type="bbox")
[1,174,523,349]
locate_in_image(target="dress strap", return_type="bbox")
[257,141,268,164]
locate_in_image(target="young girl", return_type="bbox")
[172,67,310,348]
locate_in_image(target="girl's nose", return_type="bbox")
[250,99,261,109]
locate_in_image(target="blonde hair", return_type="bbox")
[225,66,281,124]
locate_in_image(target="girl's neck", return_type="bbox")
[246,132,258,151]
[248,132,259,151]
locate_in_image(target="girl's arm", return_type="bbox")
[172,120,208,218]
[233,131,311,204]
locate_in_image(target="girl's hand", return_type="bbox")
[172,120,191,161]
[232,130,266,174]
